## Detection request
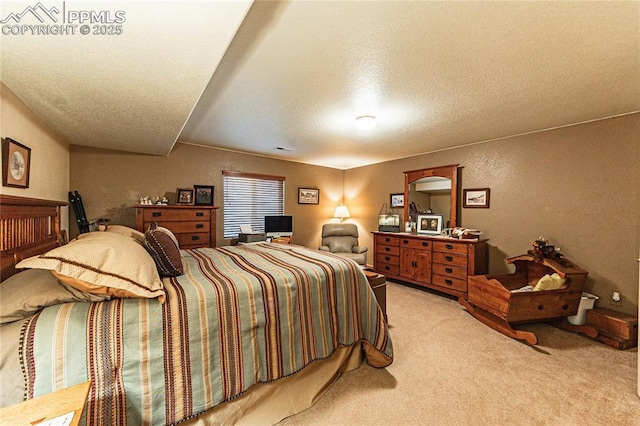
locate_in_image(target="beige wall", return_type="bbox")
[69,143,343,247]
[70,114,638,315]
[0,83,70,230]
[347,113,639,315]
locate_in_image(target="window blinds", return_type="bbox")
[222,172,285,239]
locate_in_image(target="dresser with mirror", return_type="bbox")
[373,164,488,298]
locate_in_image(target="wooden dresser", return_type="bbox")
[373,232,488,298]
[134,205,219,248]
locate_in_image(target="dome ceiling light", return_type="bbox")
[354,115,377,131]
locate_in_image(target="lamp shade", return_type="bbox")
[333,204,351,221]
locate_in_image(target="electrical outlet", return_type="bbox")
[610,291,622,307]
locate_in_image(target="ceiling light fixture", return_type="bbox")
[354,115,377,131]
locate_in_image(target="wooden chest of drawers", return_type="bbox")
[373,232,488,298]
[374,233,401,277]
[135,205,218,248]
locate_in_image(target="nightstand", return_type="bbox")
[364,269,387,322]
[0,381,90,426]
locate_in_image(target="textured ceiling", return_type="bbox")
[2,1,639,169]
[0,0,252,154]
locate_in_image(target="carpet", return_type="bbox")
[279,282,639,425]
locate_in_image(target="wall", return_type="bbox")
[69,143,343,247]
[70,114,638,315]
[0,83,70,229]
[347,113,639,315]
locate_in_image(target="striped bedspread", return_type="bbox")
[20,243,393,425]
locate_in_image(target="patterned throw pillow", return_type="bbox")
[144,222,184,277]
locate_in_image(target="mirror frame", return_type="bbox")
[404,164,459,228]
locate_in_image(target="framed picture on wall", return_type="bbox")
[298,188,319,204]
[463,188,490,208]
[2,138,31,188]
[390,193,404,208]
[176,188,194,205]
[194,185,214,206]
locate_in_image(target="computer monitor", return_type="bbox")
[264,215,293,237]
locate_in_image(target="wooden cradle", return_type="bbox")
[459,253,597,344]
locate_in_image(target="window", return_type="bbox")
[223,171,285,239]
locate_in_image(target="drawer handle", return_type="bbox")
[196,224,204,229]
[152,212,162,217]
[445,279,453,285]
[537,304,544,311]
[445,256,453,262]
[422,242,429,247]
[445,244,454,250]
[385,256,391,261]
[384,265,391,271]
[385,238,391,243]
[192,236,200,241]
[562,304,569,310]
[402,240,409,244]
[196,212,204,217]
[385,247,391,252]
[445,267,453,273]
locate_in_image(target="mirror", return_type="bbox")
[404,164,458,229]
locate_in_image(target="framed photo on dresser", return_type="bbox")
[417,214,443,235]
[176,188,194,205]
[194,185,214,206]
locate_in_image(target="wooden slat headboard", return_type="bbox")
[0,194,68,281]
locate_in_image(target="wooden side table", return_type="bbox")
[0,381,90,426]
[364,269,387,322]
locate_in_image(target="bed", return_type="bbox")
[0,195,393,425]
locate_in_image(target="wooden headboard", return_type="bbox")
[0,194,68,281]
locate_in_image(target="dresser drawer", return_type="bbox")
[433,251,468,267]
[432,263,467,280]
[143,209,210,222]
[375,234,400,246]
[399,237,431,249]
[376,245,400,256]
[433,241,468,255]
[376,253,400,266]
[377,263,400,276]
[135,205,218,249]
[176,232,210,247]
[157,221,210,234]
[432,274,467,293]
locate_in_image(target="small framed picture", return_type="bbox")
[2,138,31,188]
[298,187,319,204]
[417,214,443,235]
[463,188,490,208]
[176,188,194,205]
[194,185,214,206]
[390,193,404,208]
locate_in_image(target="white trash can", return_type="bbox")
[566,292,599,325]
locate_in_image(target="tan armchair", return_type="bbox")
[318,223,368,265]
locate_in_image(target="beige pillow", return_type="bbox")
[105,224,145,246]
[16,231,165,303]
[0,269,109,324]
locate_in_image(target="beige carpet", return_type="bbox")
[279,282,639,426]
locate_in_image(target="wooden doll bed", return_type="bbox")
[459,251,597,345]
